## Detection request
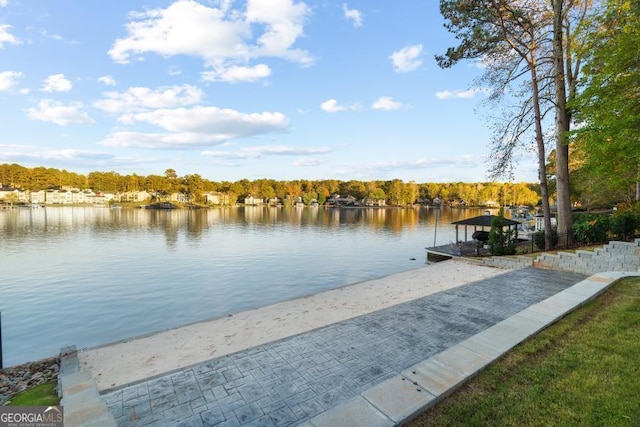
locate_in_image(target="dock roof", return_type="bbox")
[451,214,521,227]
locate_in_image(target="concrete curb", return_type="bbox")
[304,271,637,426]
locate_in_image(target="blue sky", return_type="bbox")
[0,0,538,183]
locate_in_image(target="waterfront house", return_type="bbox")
[169,192,190,203]
[243,195,263,205]
[267,197,281,206]
[119,190,151,203]
[0,185,19,203]
[362,197,386,207]
[327,194,358,206]
[28,190,47,204]
[483,200,500,207]
[203,191,231,205]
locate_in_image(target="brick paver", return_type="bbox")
[102,267,586,426]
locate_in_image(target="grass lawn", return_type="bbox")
[7,382,60,407]
[408,277,640,426]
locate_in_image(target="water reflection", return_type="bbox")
[0,206,494,242]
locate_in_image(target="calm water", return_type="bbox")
[0,206,492,367]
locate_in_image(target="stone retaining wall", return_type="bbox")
[479,239,640,275]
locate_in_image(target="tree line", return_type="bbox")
[0,163,541,207]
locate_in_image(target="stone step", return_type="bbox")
[57,348,116,427]
[530,242,640,275]
[468,240,639,277]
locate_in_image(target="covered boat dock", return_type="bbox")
[426,213,521,262]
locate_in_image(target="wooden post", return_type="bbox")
[0,312,3,370]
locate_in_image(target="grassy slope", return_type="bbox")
[8,382,60,406]
[408,277,640,426]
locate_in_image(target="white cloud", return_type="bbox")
[202,63,271,82]
[369,156,480,170]
[293,157,324,167]
[0,24,20,48]
[0,145,145,169]
[99,131,228,149]
[346,156,482,178]
[39,29,62,41]
[124,106,287,133]
[97,75,117,86]
[38,29,79,45]
[342,4,363,28]
[320,99,358,113]
[390,44,423,73]
[0,1,8,7]
[100,106,289,149]
[94,84,202,114]
[435,88,488,100]
[109,0,311,83]
[371,96,402,111]
[41,74,72,92]
[246,0,311,62]
[321,99,345,113]
[202,145,332,159]
[168,66,182,76]
[109,1,248,64]
[0,71,23,91]
[27,99,95,126]
[1,148,110,162]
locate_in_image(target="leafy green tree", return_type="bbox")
[124,174,142,191]
[419,183,442,201]
[87,171,121,193]
[183,174,205,203]
[302,191,318,205]
[368,187,386,201]
[230,181,248,199]
[145,174,167,193]
[403,181,419,205]
[387,179,405,205]
[340,180,366,200]
[163,168,178,193]
[316,185,329,205]
[273,181,288,201]
[257,179,276,200]
[572,0,640,203]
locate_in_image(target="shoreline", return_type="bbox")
[79,259,508,391]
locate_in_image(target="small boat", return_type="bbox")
[507,206,535,231]
[472,230,490,243]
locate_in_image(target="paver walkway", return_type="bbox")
[102,267,586,426]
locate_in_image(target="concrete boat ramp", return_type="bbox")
[57,240,640,426]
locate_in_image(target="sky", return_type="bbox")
[0,0,539,183]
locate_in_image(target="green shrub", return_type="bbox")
[488,216,517,255]
[610,210,639,241]
[573,214,610,244]
[533,228,559,250]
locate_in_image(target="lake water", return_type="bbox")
[0,205,493,367]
